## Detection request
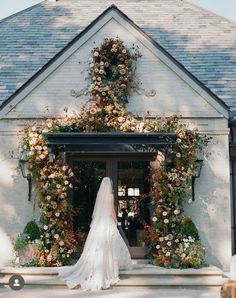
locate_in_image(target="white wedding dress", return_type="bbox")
[57,177,132,291]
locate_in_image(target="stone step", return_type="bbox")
[0,264,228,287]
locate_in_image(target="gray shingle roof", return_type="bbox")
[0,0,236,110]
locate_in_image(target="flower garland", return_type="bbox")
[88,38,141,107]
[21,124,78,266]
[148,125,209,268]
[19,38,209,268]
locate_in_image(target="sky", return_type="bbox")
[0,0,235,22]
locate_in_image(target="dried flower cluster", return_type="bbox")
[147,121,210,268]
[21,121,78,266]
[89,38,141,106]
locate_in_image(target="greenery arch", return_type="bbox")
[20,38,209,268]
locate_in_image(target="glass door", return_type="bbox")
[70,155,152,258]
[117,161,150,258]
[72,161,106,233]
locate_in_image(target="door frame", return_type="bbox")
[67,153,154,207]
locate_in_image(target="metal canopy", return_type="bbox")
[44,132,176,154]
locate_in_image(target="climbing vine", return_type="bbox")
[19,38,209,268]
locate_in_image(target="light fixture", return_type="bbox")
[192,159,203,201]
[19,149,32,201]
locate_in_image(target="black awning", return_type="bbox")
[44,132,176,154]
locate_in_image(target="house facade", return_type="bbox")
[0,0,235,270]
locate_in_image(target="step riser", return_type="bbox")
[0,265,226,288]
[0,275,227,287]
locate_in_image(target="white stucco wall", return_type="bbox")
[0,16,232,269]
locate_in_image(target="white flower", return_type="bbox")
[181,253,186,258]
[54,234,59,239]
[176,153,181,158]
[93,51,99,57]
[156,245,160,249]
[162,211,168,216]
[159,237,164,242]
[55,212,60,217]
[31,126,36,131]
[167,241,172,246]
[175,239,179,243]
[64,180,69,185]
[122,49,126,54]
[59,240,64,246]
[152,216,157,222]
[188,199,193,204]
[164,219,169,224]
[166,252,171,256]
[43,225,48,230]
[174,209,180,215]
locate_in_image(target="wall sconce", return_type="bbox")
[19,149,32,201]
[192,159,203,201]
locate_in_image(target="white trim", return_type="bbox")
[4,111,226,119]
[0,8,229,119]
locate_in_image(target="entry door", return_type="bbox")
[71,156,152,258]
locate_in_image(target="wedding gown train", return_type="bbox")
[57,177,132,291]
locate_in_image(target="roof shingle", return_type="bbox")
[0,0,236,110]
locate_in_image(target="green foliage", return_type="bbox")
[14,233,31,252]
[14,220,41,253]
[23,220,41,241]
[185,241,205,268]
[182,221,200,240]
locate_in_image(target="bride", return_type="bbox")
[57,177,132,290]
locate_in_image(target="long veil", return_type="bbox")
[57,177,132,290]
[91,177,114,225]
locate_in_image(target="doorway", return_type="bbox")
[70,155,153,258]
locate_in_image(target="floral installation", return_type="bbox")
[147,123,209,268]
[19,37,209,268]
[71,38,142,107]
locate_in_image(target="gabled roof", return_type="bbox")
[0,0,235,111]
